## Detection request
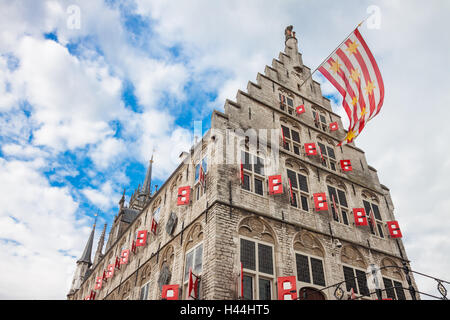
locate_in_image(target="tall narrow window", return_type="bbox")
[317,142,337,171]
[295,253,326,287]
[327,185,349,225]
[280,124,301,155]
[140,282,150,300]
[240,238,274,300]
[183,243,203,299]
[241,151,265,196]
[287,169,310,212]
[363,200,384,238]
[343,266,369,297]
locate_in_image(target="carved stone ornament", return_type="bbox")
[293,231,324,257]
[238,216,275,244]
[341,245,367,269]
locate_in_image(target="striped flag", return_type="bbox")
[318,28,384,146]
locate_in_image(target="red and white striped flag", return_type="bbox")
[319,28,384,146]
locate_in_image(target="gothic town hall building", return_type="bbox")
[67,27,419,301]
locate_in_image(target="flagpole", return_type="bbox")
[297,16,370,90]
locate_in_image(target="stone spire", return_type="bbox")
[119,188,126,209]
[143,154,154,196]
[68,216,97,295]
[77,215,96,266]
[93,223,107,266]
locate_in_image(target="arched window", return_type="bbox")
[239,217,276,300]
[287,167,310,212]
[293,232,326,291]
[341,246,370,298]
[362,191,384,238]
[326,179,349,225]
[312,108,328,132]
[281,122,301,155]
[317,138,337,171]
[241,149,265,196]
[183,224,203,299]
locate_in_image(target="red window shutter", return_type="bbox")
[240,163,244,184]
[89,290,96,300]
[340,159,353,171]
[387,221,403,238]
[151,218,158,234]
[114,256,120,270]
[131,239,136,254]
[106,263,114,278]
[304,143,318,156]
[162,284,179,300]
[102,270,108,282]
[313,193,328,211]
[120,249,130,265]
[277,276,298,300]
[177,186,190,205]
[353,208,368,226]
[94,277,102,290]
[268,175,283,195]
[296,105,305,115]
[136,230,148,246]
[288,178,294,202]
[188,268,200,299]
[329,122,339,131]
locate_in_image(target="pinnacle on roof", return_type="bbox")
[77,216,96,266]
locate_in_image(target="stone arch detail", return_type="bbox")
[326,174,347,191]
[140,261,152,286]
[380,257,403,281]
[184,222,204,252]
[293,230,325,257]
[341,245,367,269]
[159,244,175,269]
[238,216,276,244]
[285,158,309,175]
[362,189,379,203]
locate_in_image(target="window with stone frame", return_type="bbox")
[183,242,203,299]
[194,156,208,200]
[295,252,326,287]
[281,123,301,156]
[240,237,275,300]
[342,265,370,297]
[327,184,349,225]
[278,93,294,114]
[312,109,328,132]
[287,168,310,212]
[317,141,337,171]
[362,199,384,238]
[241,150,265,196]
[139,281,150,300]
[382,277,406,300]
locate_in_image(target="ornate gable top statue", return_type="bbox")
[285,25,296,41]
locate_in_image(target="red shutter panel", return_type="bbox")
[313,193,328,211]
[188,268,200,299]
[353,208,368,226]
[288,178,294,202]
[106,263,114,278]
[329,122,339,131]
[340,159,353,171]
[120,249,130,265]
[277,276,298,300]
[304,143,318,156]
[177,186,190,205]
[151,218,158,234]
[94,277,102,290]
[387,221,403,238]
[131,239,136,254]
[102,270,108,282]
[136,230,148,246]
[296,105,305,115]
[89,290,96,300]
[268,175,283,195]
[161,284,179,300]
[114,256,120,270]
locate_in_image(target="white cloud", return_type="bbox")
[81,181,121,212]
[0,158,89,299]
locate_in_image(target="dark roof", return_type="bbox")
[120,208,139,224]
[77,225,95,265]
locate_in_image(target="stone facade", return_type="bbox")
[67,27,418,301]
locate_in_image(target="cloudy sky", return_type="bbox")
[0,0,449,299]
